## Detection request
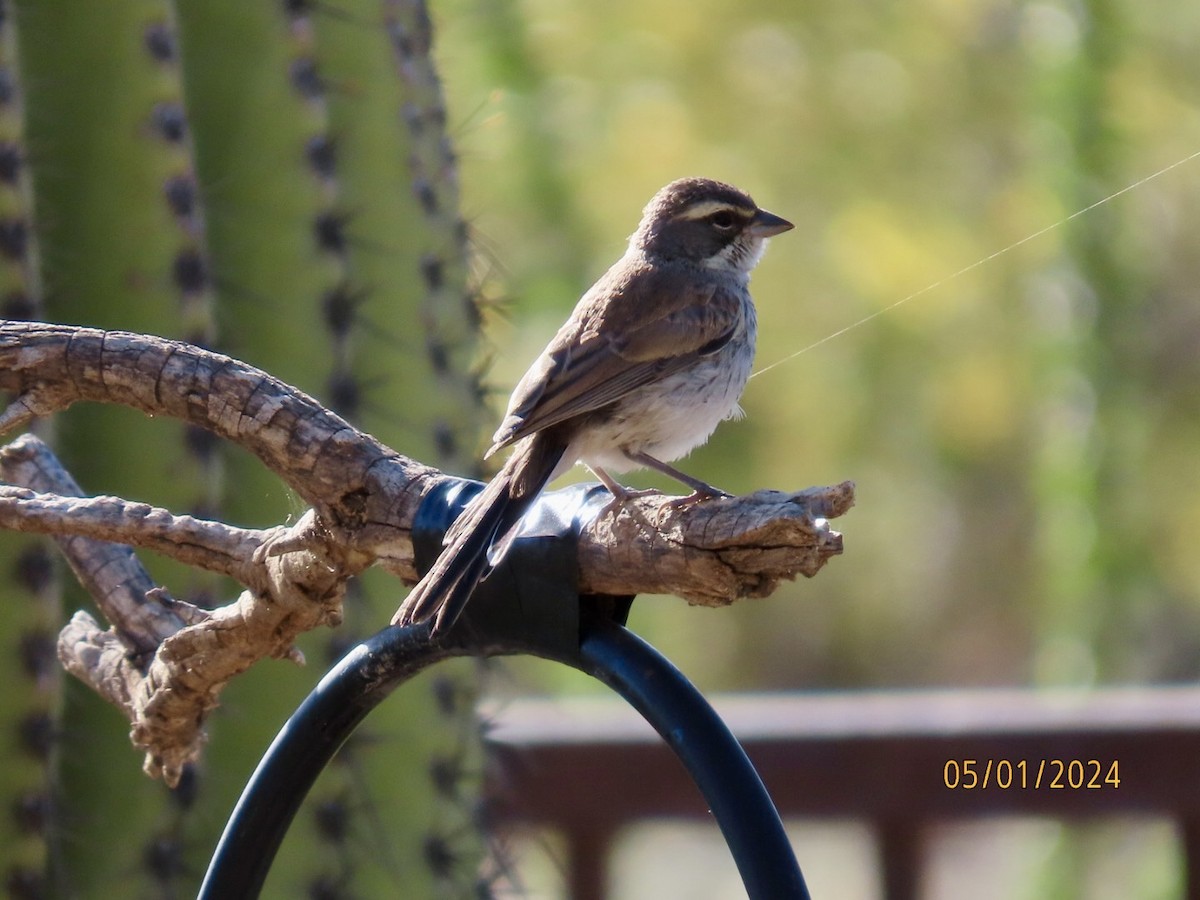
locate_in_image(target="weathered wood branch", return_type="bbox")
[1,434,192,653]
[0,320,437,576]
[2,434,342,784]
[0,320,852,783]
[0,483,270,587]
[578,482,853,604]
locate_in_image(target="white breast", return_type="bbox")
[567,294,757,474]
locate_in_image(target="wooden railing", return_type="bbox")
[484,687,1200,899]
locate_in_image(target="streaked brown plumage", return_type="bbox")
[395,177,793,634]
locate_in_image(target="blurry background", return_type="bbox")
[440,0,1200,693]
[0,0,1198,897]
[438,0,1200,896]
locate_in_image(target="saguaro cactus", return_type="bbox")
[2,0,490,894]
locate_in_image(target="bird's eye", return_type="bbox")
[710,210,736,231]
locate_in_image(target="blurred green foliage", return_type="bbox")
[437,0,1200,694]
[433,2,1200,892]
[432,3,1200,897]
[2,0,1200,896]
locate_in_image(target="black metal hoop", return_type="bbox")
[198,479,810,899]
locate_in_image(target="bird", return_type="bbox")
[394,177,793,635]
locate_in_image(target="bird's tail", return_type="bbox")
[393,433,566,635]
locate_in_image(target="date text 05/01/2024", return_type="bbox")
[943,759,1120,790]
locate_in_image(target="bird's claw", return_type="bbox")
[596,486,661,523]
[661,486,732,510]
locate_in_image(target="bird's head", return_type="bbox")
[631,177,793,273]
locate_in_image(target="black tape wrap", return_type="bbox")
[411,477,632,651]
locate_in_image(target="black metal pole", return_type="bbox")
[198,615,809,900]
[197,625,452,900]
[199,479,810,898]
[567,618,810,900]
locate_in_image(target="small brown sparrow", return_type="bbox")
[395,177,793,634]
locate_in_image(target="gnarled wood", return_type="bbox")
[0,320,852,783]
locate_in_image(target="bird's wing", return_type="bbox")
[490,263,740,451]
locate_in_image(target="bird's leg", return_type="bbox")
[587,464,658,502]
[586,464,662,528]
[587,464,661,502]
[622,450,732,504]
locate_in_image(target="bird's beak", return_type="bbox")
[748,208,794,238]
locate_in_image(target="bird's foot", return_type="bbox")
[587,464,662,514]
[620,450,733,503]
[607,484,664,504]
[661,484,732,509]
[597,485,663,527]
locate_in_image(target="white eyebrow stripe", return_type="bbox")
[674,200,754,221]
